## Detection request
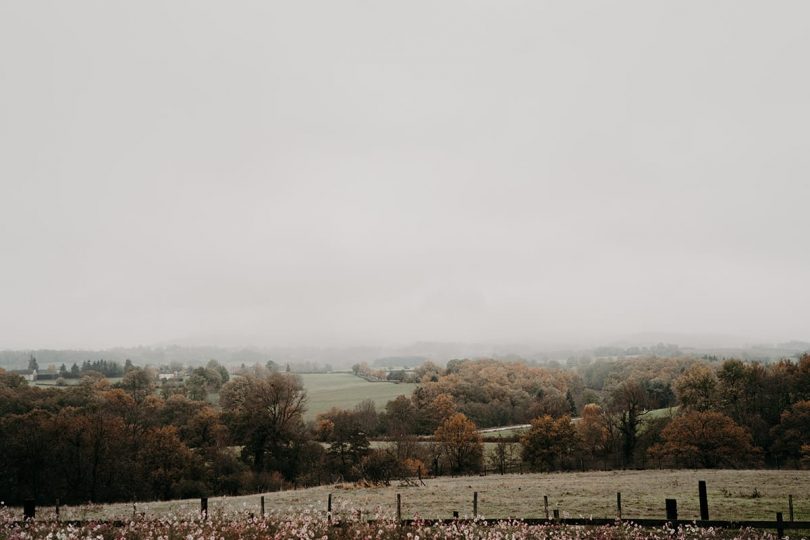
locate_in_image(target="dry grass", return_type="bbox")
[53,469,809,522]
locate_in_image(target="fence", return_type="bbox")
[14,481,808,539]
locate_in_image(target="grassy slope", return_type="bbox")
[298,373,416,420]
[53,470,809,522]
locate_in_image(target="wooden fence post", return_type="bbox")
[776,512,784,538]
[328,494,332,523]
[396,493,401,523]
[788,495,794,522]
[544,496,549,520]
[699,480,709,521]
[665,499,677,524]
[200,497,208,519]
[473,492,478,517]
[552,509,560,522]
[23,500,35,520]
[616,492,621,520]
[55,498,60,522]
[453,511,459,519]
[261,495,265,516]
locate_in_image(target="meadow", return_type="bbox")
[48,469,808,522]
[1,511,794,540]
[33,371,415,420]
[297,372,416,420]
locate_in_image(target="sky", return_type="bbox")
[1,1,809,350]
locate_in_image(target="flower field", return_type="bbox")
[0,508,798,540]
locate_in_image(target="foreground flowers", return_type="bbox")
[0,507,791,540]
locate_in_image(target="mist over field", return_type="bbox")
[2,2,810,352]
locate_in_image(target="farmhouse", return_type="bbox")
[10,369,36,381]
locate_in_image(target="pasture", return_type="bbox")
[33,377,123,387]
[298,373,416,420]
[52,469,808,522]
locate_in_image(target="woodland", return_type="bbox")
[1,354,808,505]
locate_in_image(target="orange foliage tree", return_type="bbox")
[649,411,761,468]
[434,412,483,474]
[521,414,579,472]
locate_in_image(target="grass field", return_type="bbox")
[33,377,124,387]
[299,373,416,420]
[50,469,809,522]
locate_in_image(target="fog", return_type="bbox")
[1,1,808,349]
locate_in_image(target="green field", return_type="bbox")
[33,377,124,387]
[49,469,809,522]
[31,372,414,420]
[299,373,416,420]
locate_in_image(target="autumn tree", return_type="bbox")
[120,367,156,405]
[578,403,609,468]
[219,368,307,476]
[428,393,457,428]
[384,394,418,437]
[318,409,371,480]
[521,415,579,472]
[608,379,650,467]
[797,354,810,401]
[674,364,718,412]
[770,400,810,466]
[137,426,203,500]
[361,448,401,484]
[434,412,483,474]
[649,411,761,468]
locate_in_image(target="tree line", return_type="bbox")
[1,354,808,506]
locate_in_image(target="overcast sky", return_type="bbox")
[1,1,808,350]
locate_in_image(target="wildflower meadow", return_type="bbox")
[0,504,802,540]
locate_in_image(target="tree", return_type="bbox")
[565,390,577,415]
[137,426,202,500]
[674,364,718,412]
[28,354,39,372]
[353,399,380,436]
[219,368,307,475]
[434,413,483,474]
[649,411,761,468]
[521,415,579,471]
[384,395,417,437]
[716,359,750,422]
[488,437,520,474]
[362,448,400,484]
[429,393,457,429]
[578,403,609,468]
[207,359,230,385]
[608,379,650,466]
[797,354,810,401]
[770,400,810,465]
[320,410,370,480]
[120,368,156,404]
